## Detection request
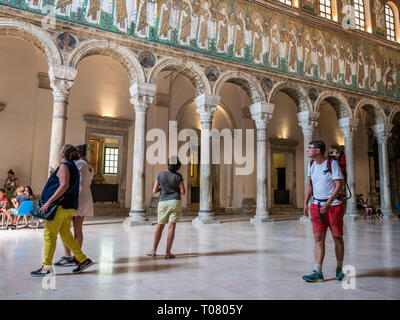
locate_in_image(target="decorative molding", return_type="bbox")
[268,137,299,147]
[83,114,133,131]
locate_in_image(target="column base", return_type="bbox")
[123,211,152,227]
[192,213,220,225]
[383,212,397,221]
[250,212,273,223]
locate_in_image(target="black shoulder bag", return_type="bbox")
[31,178,79,221]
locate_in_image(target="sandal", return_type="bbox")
[147,251,156,257]
[164,253,176,259]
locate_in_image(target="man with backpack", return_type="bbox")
[302,140,345,282]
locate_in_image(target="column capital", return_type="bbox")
[297,111,319,132]
[372,123,393,143]
[250,102,274,129]
[195,94,220,127]
[338,117,359,139]
[49,65,77,100]
[130,81,157,112]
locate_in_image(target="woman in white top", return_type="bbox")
[55,144,94,267]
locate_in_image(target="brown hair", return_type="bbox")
[0,188,6,195]
[62,144,80,161]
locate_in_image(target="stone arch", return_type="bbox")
[314,91,353,119]
[67,39,145,83]
[175,97,237,130]
[389,105,400,124]
[268,81,312,112]
[354,98,386,124]
[213,71,266,105]
[0,17,62,66]
[148,58,211,96]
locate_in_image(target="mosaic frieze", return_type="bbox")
[1,0,400,100]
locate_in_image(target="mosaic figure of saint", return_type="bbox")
[357,49,366,88]
[158,0,172,40]
[189,1,199,43]
[197,0,212,50]
[216,3,229,54]
[331,40,340,83]
[252,13,268,64]
[269,22,280,67]
[302,32,313,76]
[287,26,298,73]
[369,53,380,91]
[227,12,236,51]
[317,37,327,80]
[234,9,246,58]
[344,45,354,85]
[384,61,396,92]
[179,0,193,46]
[135,0,157,38]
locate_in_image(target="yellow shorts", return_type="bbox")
[158,199,182,224]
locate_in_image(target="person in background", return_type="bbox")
[147,156,185,259]
[55,144,94,267]
[24,186,34,201]
[9,186,30,228]
[4,169,19,201]
[0,188,9,229]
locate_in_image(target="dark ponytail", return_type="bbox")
[76,144,87,158]
[62,144,80,161]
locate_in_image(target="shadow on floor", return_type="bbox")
[356,268,400,278]
[112,249,273,264]
[55,262,188,276]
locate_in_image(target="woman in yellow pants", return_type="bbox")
[31,145,93,277]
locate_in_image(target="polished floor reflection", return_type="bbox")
[0,217,399,299]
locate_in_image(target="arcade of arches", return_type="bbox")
[1,0,400,225]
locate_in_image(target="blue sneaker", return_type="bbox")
[302,270,324,282]
[336,268,345,281]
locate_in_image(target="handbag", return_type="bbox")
[31,177,79,221]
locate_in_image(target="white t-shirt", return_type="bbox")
[308,159,343,205]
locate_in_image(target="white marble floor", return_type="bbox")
[0,217,399,300]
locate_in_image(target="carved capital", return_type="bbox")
[49,65,77,100]
[250,102,275,130]
[297,111,319,133]
[373,123,392,144]
[338,117,359,140]
[130,81,157,112]
[195,94,220,129]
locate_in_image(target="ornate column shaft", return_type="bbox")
[250,102,275,223]
[192,93,220,225]
[48,65,77,172]
[125,82,156,227]
[339,117,359,219]
[373,123,394,217]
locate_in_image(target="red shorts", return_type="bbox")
[310,203,344,237]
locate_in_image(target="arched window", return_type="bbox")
[280,0,293,6]
[354,0,366,30]
[319,0,332,20]
[385,4,396,41]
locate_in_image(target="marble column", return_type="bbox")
[48,65,77,173]
[192,93,221,225]
[297,111,319,222]
[250,102,275,223]
[373,123,394,217]
[124,82,157,227]
[339,117,359,219]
